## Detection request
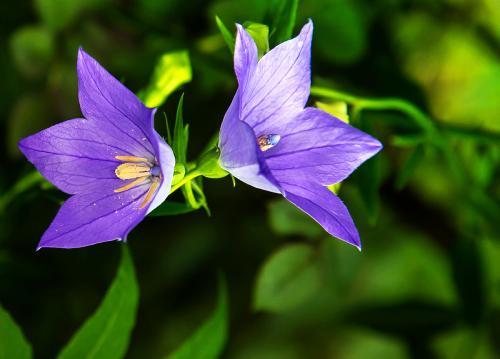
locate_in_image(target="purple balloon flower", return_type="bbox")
[19,49,175,249]
[218,21,382,249]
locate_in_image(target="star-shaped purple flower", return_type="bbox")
[218,21,382,249]
[19,49,175,249]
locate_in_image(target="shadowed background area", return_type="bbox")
[1,0,499,358]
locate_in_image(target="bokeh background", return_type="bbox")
[1,0,500,358]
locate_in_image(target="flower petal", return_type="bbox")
[240,21,313,135]
[18,118,135,195]
[77,48,156,158]
[234,24,258,91]
[38,183,150,249]
[264,107,382,186]
[219,92,280,193]
[146,133,175,214]
[280,180,361,248]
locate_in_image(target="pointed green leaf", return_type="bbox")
[254,243,322,313]
[172,94,189,164]
[215,16,235,53]
[244,22,269,58]
[141,51,192,108]
[265,0,299,46]
[58,246,139,359]
[0,304,33,359]
[166,276,228,359]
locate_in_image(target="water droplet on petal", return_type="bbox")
[257,134,281,151]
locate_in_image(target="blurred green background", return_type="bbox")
[1,0,500,358]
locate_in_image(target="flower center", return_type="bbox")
[257,134,280,151]
[114,155,161,209]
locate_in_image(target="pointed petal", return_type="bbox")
[18,118,136,195]
[280,180,361,248]
[234,24,258,90]
[240,21,313,135]
[219,92,279,193]
[264,107,382,186]
[38,183,150,249]
[77,48,156,157]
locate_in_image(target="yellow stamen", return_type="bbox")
[139,178,160,209]
[115,163,151,180]
[114,176,149,193]
[115,155,149,163]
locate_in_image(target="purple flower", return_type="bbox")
[19,49,175,249]
[218,21,382,249]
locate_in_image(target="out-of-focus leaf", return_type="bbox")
[432,327,496,359]
[265,0,299,46]
[254,243,322,313]
[395,145,424,190]
[267,199,323,237]
[10,25,54,78]
[166,276,228,359]
[355,234,456,306]
[451,237,485,326]
[58,246,138,359]
[0,304,32,359]
[215,16,235,53]
[35,0,108,32]
[393,13,500,132]
[172,94,189,164]
[150,201,197,217]
[329,329,409,359]
[316,100,350,123]
[141,51,192,108]
[7,94,52,158]
[196,148,228,179]
[244,22,269,57]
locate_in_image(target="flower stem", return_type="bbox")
[169,169,202,194]
[310,86,437,135]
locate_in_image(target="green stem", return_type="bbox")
[169,169,202,194]
[310,86,437,135]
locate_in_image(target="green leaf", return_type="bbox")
[172,94,189,164]
[150,201,197,217]
[196,148,228,179]
[395,145,424,190]
[254,243,323,313]
[215,16,235,53]
[244,22,269,58]
[265,0,299,46]
[10,25,54,78]
[268,199,323,237]
[58,246,139,359]
[141,51,192,108]
[166,276,229,359]
[0,304,33,359]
